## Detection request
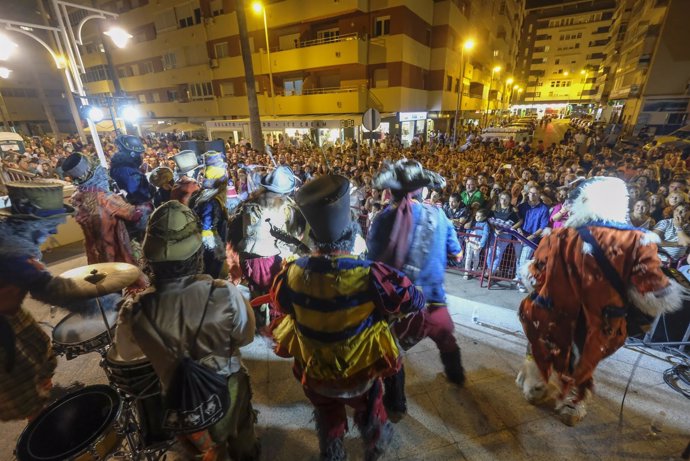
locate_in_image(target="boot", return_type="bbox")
[315,411,348,461]
[362,420,394,461]
[440,349,465,386]
[382,368,407,421]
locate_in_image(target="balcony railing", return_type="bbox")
[278,85,363,97]
[267,32,361,53]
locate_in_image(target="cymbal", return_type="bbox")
[60,263,142,298]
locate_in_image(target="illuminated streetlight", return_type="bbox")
[564,71,569,76]
[506,77,514,85]
[252,2,263,13]
[86,106,105,122]
[121,105,140,123]
[104,27,132,49]
[0,67,11,79]
[453,38,476,145]
[0,34,18,60]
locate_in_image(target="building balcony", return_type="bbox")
[269,34,368,74]
[119,64,214,92]
[81,51,107,68]
[140,100,219,119]
[205,0,368,42]
[84,80,115,95]
[274,85,369,115]
[108,23,208,63]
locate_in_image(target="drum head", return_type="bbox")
[16,385,121,461]
[106,344,148,366]
[53,309,118,345]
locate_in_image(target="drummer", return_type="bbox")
[0,182,92,421]
[114,200,259,461]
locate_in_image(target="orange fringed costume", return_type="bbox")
[519,225,670,402]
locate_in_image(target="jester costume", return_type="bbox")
[62,153,143,266]
[516,177,683,426]
[191,151,229,279]
[269,175,425,461]
[228,165,305,295]
[0,182,84,421]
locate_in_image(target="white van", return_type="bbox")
[0,132,25,154]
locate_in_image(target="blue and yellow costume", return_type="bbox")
[192,151,229,279]
[269,174,425,461]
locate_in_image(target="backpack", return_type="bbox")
[141,285,230,434]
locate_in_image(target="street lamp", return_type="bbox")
[103,27,132,49]
[0,0,131,167]
[252,2,275,116]
[453,38,475,145]
[0,33,17,60]
[484,65,501,127]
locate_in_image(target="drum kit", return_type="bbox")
[15,263,176,461]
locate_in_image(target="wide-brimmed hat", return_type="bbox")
[61,153,94,184]
[115,135,145,153]
[261,165,296,194]
[295,175,351,243]
[173,150,200,174]
[373,159,446,192]
[143,200,202,263]
[0,181,75,220]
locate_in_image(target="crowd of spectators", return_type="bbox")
[4,117,690,288]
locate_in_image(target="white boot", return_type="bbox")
[515,357,548,404]
[555,388,588,426]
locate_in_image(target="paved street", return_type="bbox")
[533,118,570,147]
[2,252,689,461]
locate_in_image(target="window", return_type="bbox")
[551,81,556,87]
[493,49,499,57]
[152,92,161,102]
[214,42,229,59]
[317,28,340,43]
[155,9,176,33]
[176,3,201,29]
[544,45,550,52]
[446,75,453,91]
[284,79,303,96]
[142,61,154,74]
[220,81,235,97]
[535,92,541,97]
[163,52,177,70]
[577,32,582,38]
[83,65,110,83]
[210,0,224,16]
[138,94,147,103]
[188,82,214,100]
[374,16,390,37]
[167,89,179,102]
[555,59,560,64]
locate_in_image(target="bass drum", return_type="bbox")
[15,385,122,461]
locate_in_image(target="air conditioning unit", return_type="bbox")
[210,58,219,68]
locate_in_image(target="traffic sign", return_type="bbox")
[362,108,381,131]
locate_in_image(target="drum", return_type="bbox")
[103,346,160,398]
[103,346,173,448]
[15,385,122,461]
[52,309,118,359]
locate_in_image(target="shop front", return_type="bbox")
[399,112,430,146]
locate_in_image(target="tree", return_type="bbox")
[236,0,265,152]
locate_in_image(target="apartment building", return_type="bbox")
[514,0,615,116]
[64,0,524,144]
[0,31,75,135]
[605,0,690,135]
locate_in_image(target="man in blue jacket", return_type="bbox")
[367,160,465,417]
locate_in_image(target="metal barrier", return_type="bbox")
[484,229,539,289]
[447,230,488,283]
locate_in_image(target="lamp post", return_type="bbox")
[252,2,275,116]
[484,65,501,127]
[0,0,131,167]
[0,66,11,130]
[453,38,475,146]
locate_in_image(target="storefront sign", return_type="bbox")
[399,112,428,122]
[206,119,343,131]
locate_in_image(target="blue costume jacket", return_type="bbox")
[367,201,462,303]
[110,151,152,205]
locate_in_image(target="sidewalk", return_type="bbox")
[1,255,688,461]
